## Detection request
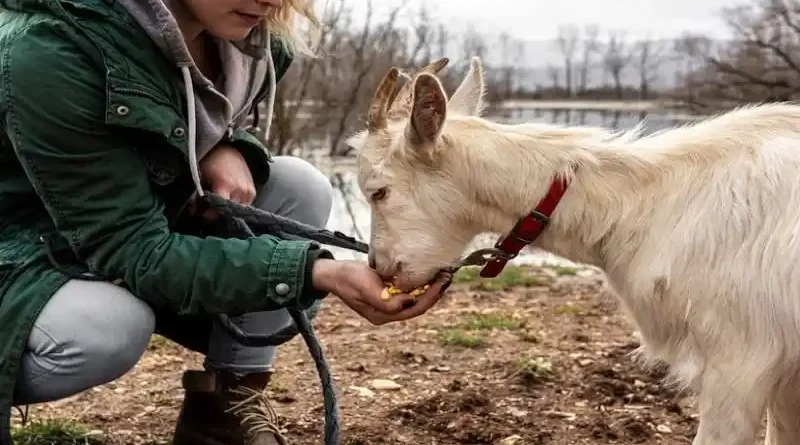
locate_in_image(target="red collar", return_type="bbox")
[479,174,571,277]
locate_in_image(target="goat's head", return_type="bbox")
[348,56,488,290]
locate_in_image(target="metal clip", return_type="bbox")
[456,247,515,268]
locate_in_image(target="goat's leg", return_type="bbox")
[691,375,767,445]
[765,380,800,445]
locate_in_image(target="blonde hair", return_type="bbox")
[265,0,321,56]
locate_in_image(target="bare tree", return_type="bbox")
[555,25,580,97]
[404,6,434,68]
[257,0,516,159]
[577,24,601,95]
[634,37,670,99]
[547,64,561,89]
[326,1,405,156]
[602,30,633,98]
[672,0,800,109]
[498,32,513,99]
[265,0,348,156]
[672,33,715,102]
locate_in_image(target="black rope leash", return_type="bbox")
[200,192,372,445]
[39,192,370,445]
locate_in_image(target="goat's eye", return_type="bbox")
[371,187,388,201]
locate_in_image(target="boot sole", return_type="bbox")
[174,428,236,445]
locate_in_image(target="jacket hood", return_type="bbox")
[116,0,279,199]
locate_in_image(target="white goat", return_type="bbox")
[348,56,800,445]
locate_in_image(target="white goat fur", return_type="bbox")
[349,56,800,444]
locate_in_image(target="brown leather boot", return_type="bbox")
[173,369,287,445]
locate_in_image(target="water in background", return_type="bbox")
[318,107,698,267]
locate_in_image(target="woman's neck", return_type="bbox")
[169,0,221,81]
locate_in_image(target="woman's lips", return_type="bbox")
[234,11,263,26]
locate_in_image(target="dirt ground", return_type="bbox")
[11,265,705,445]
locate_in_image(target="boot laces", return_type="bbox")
[225,385,287,443]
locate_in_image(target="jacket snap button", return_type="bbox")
[172,127,186,138]
[275,283,290,296]
[115,105,130,116]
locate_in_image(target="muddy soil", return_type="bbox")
[12,266,705,444]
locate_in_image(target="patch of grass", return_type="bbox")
[453,265,551,291]
[460,313,523,331]
[553,304,587,316]
[509,356,557,382]
[12,419,105,445]
[438,328,487,349]
[547,265,578,276]
[146,334,171,351]
[517,331,540,343]
[437,312,523,348]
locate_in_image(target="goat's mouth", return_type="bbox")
[391,267,449,292]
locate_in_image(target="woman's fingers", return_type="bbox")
[371,272,453,324]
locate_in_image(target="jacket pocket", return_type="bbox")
[106,82,190,159]
[140,152,182,186]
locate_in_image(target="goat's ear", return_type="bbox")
[406,73,447,156]
[447,56,486,116]
[448,56,485,116]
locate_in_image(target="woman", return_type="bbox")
[0,0,451,444]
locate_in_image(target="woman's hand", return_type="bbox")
[200,144,256,204]
[312,259,452,325]
[193,144,256,220]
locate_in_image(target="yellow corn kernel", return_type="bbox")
[381,280,430,300]
[409,284,430,297]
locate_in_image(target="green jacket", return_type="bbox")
[0,0,333,437]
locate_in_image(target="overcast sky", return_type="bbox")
[340,0,736,41]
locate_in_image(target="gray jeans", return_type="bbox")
[13,156,334,405]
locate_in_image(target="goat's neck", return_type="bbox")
[447,120,661,269]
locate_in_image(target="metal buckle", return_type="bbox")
[499,210,550,247]
[529,210,550,224]
[507,231,535,245]
[456,247,515,268]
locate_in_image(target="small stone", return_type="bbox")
[508,407,528,418]
[370,379,403,390]
[345,363,367,372]
[578,358,594,366]
[656,424,673,434]
[349,386,375,398]
[543,410,577,419]
[634,379,646,388]
[497,435,524,445]
[431,366,451,372]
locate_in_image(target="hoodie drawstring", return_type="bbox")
[181,31,277,199]
[177,33,343,445]
[261,32,276,150]
[180,65,202,197]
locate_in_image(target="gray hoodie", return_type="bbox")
[116,0,278,198]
